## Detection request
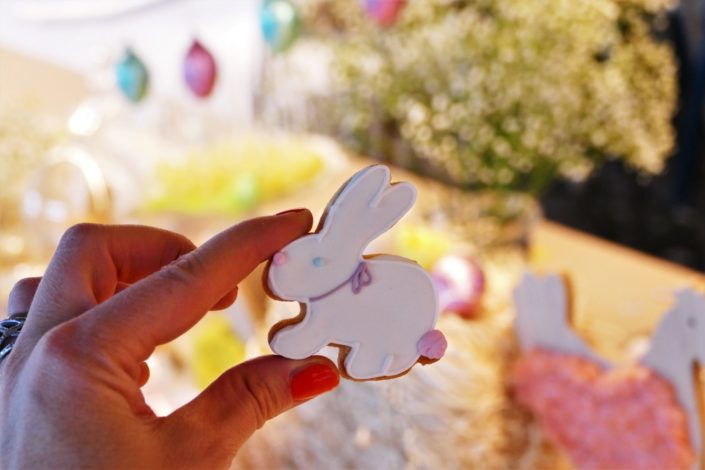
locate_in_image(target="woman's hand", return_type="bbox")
[0,210,340,469]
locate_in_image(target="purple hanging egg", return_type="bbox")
[361,0,405,27]
[184,39,217,98]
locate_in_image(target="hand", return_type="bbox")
[0,210,340,469]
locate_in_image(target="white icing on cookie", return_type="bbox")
[267,165,445,380]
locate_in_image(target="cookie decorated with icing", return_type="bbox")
[265,165,447,381]
[512,273,705,470]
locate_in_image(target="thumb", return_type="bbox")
[164,355,339,461]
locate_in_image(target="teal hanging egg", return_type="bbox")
[115,48,149,103]
[184,39,217,98]
[260,0,301,53]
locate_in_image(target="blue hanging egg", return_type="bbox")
[115,48,149,103]
[184,39,217,98]
[260,0,301,53]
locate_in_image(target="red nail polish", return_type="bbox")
[290,363,339,402]
[276,208,307,216]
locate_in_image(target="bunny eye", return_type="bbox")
[312,257,325,267]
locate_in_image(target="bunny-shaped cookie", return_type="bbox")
[266,165,447,380]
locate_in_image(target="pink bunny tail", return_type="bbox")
[417,329,447,360]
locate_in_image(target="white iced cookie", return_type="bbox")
[266,165,447,381]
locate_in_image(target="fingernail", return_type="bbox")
[290,362,339,402]
[276,208,307,216]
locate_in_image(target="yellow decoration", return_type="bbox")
[396,225,453,269]
[147,136,324,215]
[189,314,246,389]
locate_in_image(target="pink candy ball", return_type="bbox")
[431,255,485,318]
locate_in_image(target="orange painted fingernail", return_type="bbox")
[276,208,307,216]
[290,363,339,402]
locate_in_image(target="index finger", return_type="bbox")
[81,210,313,362]
[11,225,197,361]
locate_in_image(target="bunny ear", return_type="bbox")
[513,273,569,349]
[369,181,416,230]
[321,165,416,249]
[342,165,390,207]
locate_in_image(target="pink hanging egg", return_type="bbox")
[431,255,485,319]
[184,39,217,98]
[361,0,405,27]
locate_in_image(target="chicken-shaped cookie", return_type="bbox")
[266,165,447,380]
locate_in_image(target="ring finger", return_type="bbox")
[7,277,41,316]
[1,277,41,376]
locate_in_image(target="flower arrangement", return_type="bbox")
[302,0,677,194]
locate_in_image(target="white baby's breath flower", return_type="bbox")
[303,0,676,192]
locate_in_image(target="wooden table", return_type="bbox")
[531,220,705,361]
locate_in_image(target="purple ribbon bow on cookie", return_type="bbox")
[310,261,374,302]
[351,262,373,294]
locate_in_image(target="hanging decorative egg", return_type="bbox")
[260,0,301,53]
[431,255,485,319]
[184,39,218,98]
[360,0,405,27]
[115,48,149,103]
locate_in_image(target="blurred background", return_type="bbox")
[1,0,704,468]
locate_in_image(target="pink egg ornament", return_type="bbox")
[431,255,485,319]
[183,39,217,98]
[360,0,405,27]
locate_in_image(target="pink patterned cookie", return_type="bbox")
[514,349,694,470]
[265,165,447,381]
[513,274,705,469]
